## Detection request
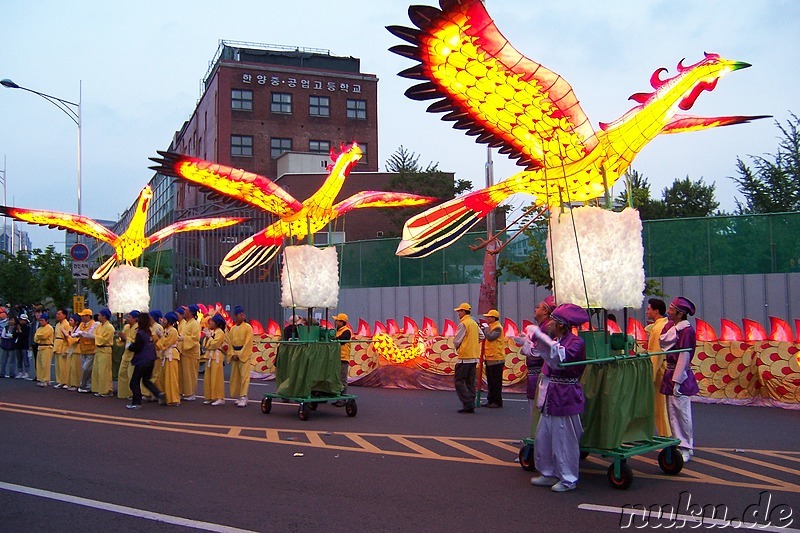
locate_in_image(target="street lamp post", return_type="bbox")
[0,155,6,253]
[1,78,82,216]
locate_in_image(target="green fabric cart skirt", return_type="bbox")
[580,357,655,449]
[276,342,344,398]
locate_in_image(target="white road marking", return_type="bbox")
[579,503,799,532]
[0,481,258,533]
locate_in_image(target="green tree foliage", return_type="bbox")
[614,170,667,220]
[731,113,800,214]
[616,170,718,219]
[660,176,719,218]
[0,246,73,308]
[31,246,74,309]
[384,145,472,237]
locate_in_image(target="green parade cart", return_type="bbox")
[260,326,358,421]
[518,323,685,490]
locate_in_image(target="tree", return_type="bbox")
[384,145,472,236]
[731,113,800,214]
[660,176,719,218]
[614,169,667,220]
[0,251,39,305]
[31,246,74,310]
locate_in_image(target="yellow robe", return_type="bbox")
[116,323,138,399]
[203,328,226,401]
[145,322,165,398]
[647,317,672,437]
[54,318,71,386]
[66,329,81,387]
[227,321,253,399]
[34,323,55,383]
[157,326,181,405]
[179,317,201,397]
[91,321,116,395]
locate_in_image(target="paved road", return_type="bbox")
[1,374,798,532]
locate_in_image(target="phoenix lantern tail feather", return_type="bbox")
[0,186,247,279]
[388,0,769,258]
[151,142,436,280]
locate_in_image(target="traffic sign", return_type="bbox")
[70,243,90,261]
[72,261,90,279]
[73,295,85,313]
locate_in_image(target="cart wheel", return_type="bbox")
[298,403,310,421]
[309,402,318,411]
[518,444,536,472]
[345,399,358,417]
[261,397,272,414]
[607,460,633,490]
[658,446,684,475]
[580,451,590,460]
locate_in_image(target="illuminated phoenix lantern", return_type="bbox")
[388,0,769,257]
[0,185,247,279]
[151,143,436,280]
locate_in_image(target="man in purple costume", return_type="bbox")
[527,303,588,493]
[659,296,699,463]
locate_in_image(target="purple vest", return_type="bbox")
[660,322,699,396]
[543,331,586,416]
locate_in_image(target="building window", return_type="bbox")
[309,140,330,154]
[309,95,330,117]
[270,137,292,158]
[271,92,292,114]
[358,142,368,163]
[231,89,253,110]
[231,135,253,157]
[346,99,367,120]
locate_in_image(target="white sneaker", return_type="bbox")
[531,475,559,487]
[680,449,692,463]
[211,399,224,406]
[551,481,577,492]
[183,394,196,401]
[203,400,212,405]
[237,397,248,407]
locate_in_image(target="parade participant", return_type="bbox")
[645,298,671,437]
[65,314,81,391]
[72,309,98,393]
[202,314,226,406]
[331,313,352,407]
[116,311,140,399]
[453,303,484,413]
[127,312,165,409]
[0,312,15,378]
[144,310,164,402]
[283,315,305,341]
[14,314,31,379]
[91,308,116,397]
[520,296,556,433]
[480,309,505,408]
[157,311,181,406]
[179,305,201,401]
[660,296,699,463]
[527,303,589,493]
[33,313,54,387]
[53,309,71,389]
[227,305,253,407]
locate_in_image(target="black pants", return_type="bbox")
[130,362,161,406]
[454,362,476,408]
[485,362,504,406]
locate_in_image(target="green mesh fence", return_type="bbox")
[336,212,800,288]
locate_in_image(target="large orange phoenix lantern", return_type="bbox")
[388,0,769,257]
[151,143,435,280]
[0,185,246,279]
